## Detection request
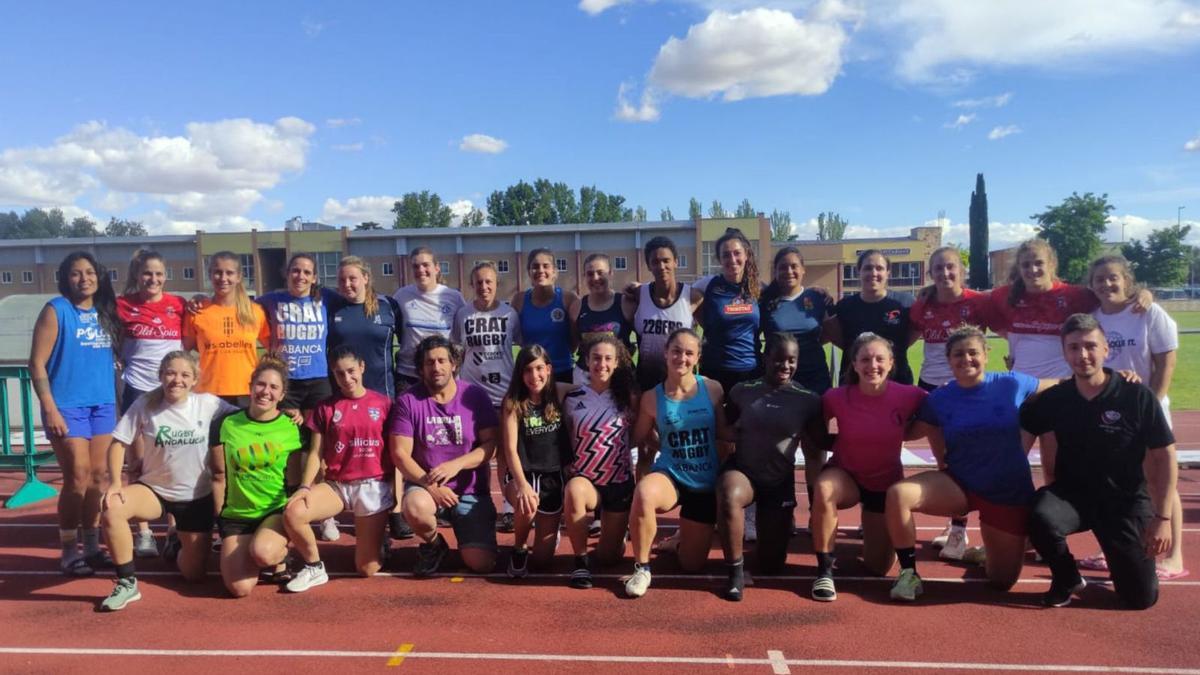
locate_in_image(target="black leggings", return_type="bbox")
[1028,483,1158,610]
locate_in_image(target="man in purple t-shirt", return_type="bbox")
[390,336,500,576]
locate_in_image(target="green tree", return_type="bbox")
[633,206,647,222]
[770,209,796,241]
[735,198,755,218]
[392,190,453,229]
[660,207,674,221]
[1031,192,1112,283]
[708,200,727,218]
[946,242,971,268]
[355,221,383,230]
[816,212,848,241]
[105,217,147,237]
[66,216,100,237]
[968,173,991,289]
[1121,223,1193,286]
[688,198,702,220]
[0,208,70,239]
[460,207,485,228]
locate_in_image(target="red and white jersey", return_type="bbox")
[117,294,185,391]
[990,282,1097,378]
[306,389,392,482]
[910,289,992,386]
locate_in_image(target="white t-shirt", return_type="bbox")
[112,393,238,501]
[451,302,520,407]
[393,284,466,379]
[1094,302,1178,391]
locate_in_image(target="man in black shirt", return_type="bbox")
[1020,314,1176,609]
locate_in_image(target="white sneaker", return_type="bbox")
[317,517,341,542]
[624,565,652,598]
[744,504,758,543]
[286,562,329,593]
[133,530,159,559]
[931,524,952,548]
[939,525,969,561]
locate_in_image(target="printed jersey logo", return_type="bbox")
[1102,410,1121,425]
[154,425,203,449]
[724,302,753,315]
[332,410,343,424]
[571,409,631,485]
[1105,331,1136,359]
[641,318,682,336]
[222,316,235,337]
[424,414,464,446]
[367,407,381,421]
[230,440,286,472]
[551,308,566,322]
[884,309,902,326]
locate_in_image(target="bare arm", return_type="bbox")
[905,419,932,442]
[821,316,843,348]
[1149,351,1176,402]
[298,431,323,488]
[210,444,227,516]
[29,305,70,438]
[708,380,735,461]
[632,389,658,474]
[924,425,947,469]
[389,433,427,485]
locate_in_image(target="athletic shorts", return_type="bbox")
[46,403,117,440]
[140,484,215,533]
[218,507,284,539]
[504,470,564,514]
[283,377,332,411]
[403,484,497,551]
[821,466,887,514]
[659,472,717,525]
[720,461,797,512]
[120,383,152,417]
[575,477,634,513]
[328,476,395,517]
[947,474,1030,536]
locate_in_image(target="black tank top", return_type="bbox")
[517,399,570,473]
[575,294,633,368]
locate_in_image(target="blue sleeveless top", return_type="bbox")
[695,275,761,373]
[652,375,719,491]
[46,296,116,408]
[520,288,572,375]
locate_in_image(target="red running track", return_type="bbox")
[1,436,1199,673]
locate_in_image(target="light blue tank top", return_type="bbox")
[46,296,115,408]
[652,375,719,491]
[520,288,572,375]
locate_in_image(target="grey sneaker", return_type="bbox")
[134,531,159,559]
[286,562,329,593]
[890,568,924,602]
[100,577,141,612]
[414,534,450,577]
[624,564,652,598]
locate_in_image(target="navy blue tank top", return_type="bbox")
[575,294,632,369]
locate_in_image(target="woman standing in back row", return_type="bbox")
[393,247,465,391]
[514,249,578,384]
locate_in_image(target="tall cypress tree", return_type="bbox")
[968,173,990,289]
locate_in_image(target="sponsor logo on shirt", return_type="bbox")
[884,309,902,326]
[724,302,753,315]
[1102,410,1121,424]
[551,308,566,322]
[368,407,381,421]
[802,297,814,311]
[332,410,343,424]
[1105,331,1136,358]
[222,316,235,337]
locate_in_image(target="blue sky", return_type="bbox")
[1,0,1198,249]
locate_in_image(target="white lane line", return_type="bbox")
[767,649,791,674]
[1,568,1197,586]
[0,646,1196,674]
[3,522,1200,533]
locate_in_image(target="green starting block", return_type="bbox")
[0,366,57,508]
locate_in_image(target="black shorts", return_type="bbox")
[283,377,332,411]
[140,485,215,533]
[818,466,887,513]
[217,507,283,539]
[591,479,634,513]
[660,472,717,524]
[720,460,797,512]
[120,383,152,417]
[917,379,939,393]
[505,470,565,515]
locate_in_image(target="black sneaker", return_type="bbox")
[496,512,515,533]
[724,563,745,602]
[414,534,449,577]
[392,518,415,541]
[569,555,593,589]
[588,518,602,538]
[161,531,181,564]
[507,547,529,579]
[1043,576,1087,607]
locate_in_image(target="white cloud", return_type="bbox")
[944,113,975,129]
[988,124,1021,140]
[579,0,633,15]
[141,210,267,235]
[320,195,399,225]
[953,92,1012,108]
[326,117,361,128]
[614,83,660,122]
[302,18,325,37]
[648,8,848,101]
[331,142,365,152]
[458,133,508,154]
[447,199,489,227]
[1107,213,1200,245]
[881,1,1200,82]
[0,116,314,233]
[1185,135,1200,152]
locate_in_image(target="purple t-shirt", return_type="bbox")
[389,379,499,496]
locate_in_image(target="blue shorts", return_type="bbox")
[404,484,497,552]
[47,403,117,440]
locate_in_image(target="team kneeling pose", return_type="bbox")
[30,237,1180,612]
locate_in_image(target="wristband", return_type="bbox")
[297,485,312,492]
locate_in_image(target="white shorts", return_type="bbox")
[327,477,396,517]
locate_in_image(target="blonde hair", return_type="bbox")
[209,251,256,328]
[1007,239,1059,307]
[338,255,379,318]
[143,351,199,409]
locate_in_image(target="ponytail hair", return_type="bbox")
[338,256,379,318]
[124,249,165,297]
[209,251,256,328]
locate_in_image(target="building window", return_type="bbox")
[842,264,859,281]
[314,252,340,287]
[240,254,255,284]
[382,262,395,277]
[164,267,174,281]
[555,258,568,272]
[614,256,627,271]
[438,261,450,277]
[497,260,510,273]
[22,271,33,284]
[108,269,118,282]
[53,271,59,282]
[182,267,195,280]
[889,261,922,286]
[0,272,10,284]
[678,254,688,269]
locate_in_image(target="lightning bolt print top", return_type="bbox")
[564,384,632,486]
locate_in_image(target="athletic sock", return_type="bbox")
[60,528,79,559]
[950,518,967,529]
[727,558,744,580]
[82,528,101,557]
[305,560,323,569]
[635,561,651,574]
[816,552,835,577]
[896,547,917,571]
[115,561,136,580]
